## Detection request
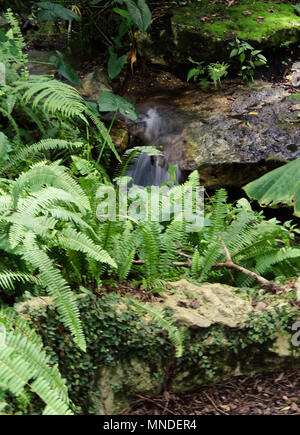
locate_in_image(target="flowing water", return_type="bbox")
[126,104,185,186]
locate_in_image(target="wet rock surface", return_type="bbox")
[130,82,300,187]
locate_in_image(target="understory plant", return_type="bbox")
[187,57,229,88]
[229,38,267,84]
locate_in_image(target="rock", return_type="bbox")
[131,82,300,187]
[110,120,129,153]
[287,61,300,87]
[138,3,300,68]
[91,358,163,415]
[27,49,57,76]
[161,279,252,328]
[80,66,112,101]
[294,277,300,301]
[17,288,300,414]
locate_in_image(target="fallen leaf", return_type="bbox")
[257,16,265,23]
[242,10,252,16]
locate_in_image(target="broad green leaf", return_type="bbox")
[36,2,81,22]
[243,158,300,217]
[108,46,127,79]
[97,91,138,121]
[50,51,82,88]
[113,8,132,20]
[124,0,151,33]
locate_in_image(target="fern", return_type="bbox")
[0,271,40,290]
[0,308,72,414]
[1,139,84,174]
[58,227,117,269]
[130,299,185,358]
[138,221,161,277]
[12,162,90,211]
[22,232,86,351]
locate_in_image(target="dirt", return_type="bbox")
[122,370,300,415]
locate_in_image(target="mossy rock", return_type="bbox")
[138,1,300,68]
[171,1,300,62]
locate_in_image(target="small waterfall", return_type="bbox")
[126,106,184,187]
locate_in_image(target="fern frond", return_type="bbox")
[17,77,87,120]
[138,222,161,277]
[0,271,40,290]
[208,189,228,241]
[12,163,90,211]
[130,299,185,357]
[58,227,117,269]
[2,139,84,173]
[22,233,86,351]
[0,308,71,414]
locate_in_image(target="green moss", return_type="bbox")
[172,1,300,46]
[289,92,300,102]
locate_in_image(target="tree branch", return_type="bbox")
[133,240,279,291]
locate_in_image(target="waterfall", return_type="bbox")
[126,106,184,187]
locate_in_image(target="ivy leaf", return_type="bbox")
[97,91,138,120]
[50,51,82,88]
[243,158,300,217]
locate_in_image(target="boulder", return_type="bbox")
[131,82,300,187]
[110,120,129,153]
[80,66,112,101]
[138,2,300,69]
[161,279,252,328]
[17,284,300,415]
[91,358,163,415]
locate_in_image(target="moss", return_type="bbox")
[289,92,300,102]
[170,1,300,63]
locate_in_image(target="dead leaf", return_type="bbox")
[130,50,137,73]
[242,10,252,16]
[257,16,265,23]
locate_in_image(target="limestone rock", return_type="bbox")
[91,358,163,414]
[130,82,300,187]
[80,67,112,101]
[161,279,252,328]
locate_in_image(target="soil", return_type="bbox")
[122,370,300,415]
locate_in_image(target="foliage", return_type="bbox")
[207,62,229,88]
[187,57,229,88]
[35,2,81,23]
[229,38,267,84]
[0,308,72,415]
[0,14,121,169]
[97,91,138,121]
[49,51,83,88]
[131,299,185,357]
[16,289,298,414]
[108,0,152,78]
[243,158,300,217]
